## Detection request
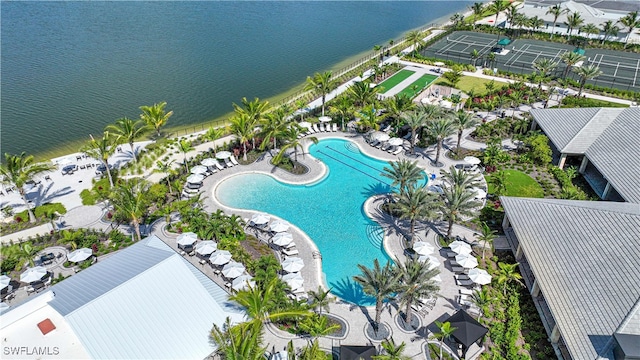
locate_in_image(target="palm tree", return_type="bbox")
[426,117,455,166]
[154,160,176,195]
[505,4,520,31]
[441,185,480,238]
[546,4,567,39]
[394,186,439,246]
[560,51,585,79]
[304,71,339,116]
[299,339,331,360]
[532,58,558,89]
[401,111,427,154]
[601,20,620,44]
[307,286,334,315]
[384,94,415,130]
[204,126,225,154]
[353,259,399,329]
[329,96,354,131]
[347,80,379,108]
[619,11,639,48]
[298,314,340,341]
[228,114,254,161]
[210,318,266,360]
[495,262,524,295]
[357,104,384,131]
[470,49,481,67]
[573,64,603,96]
[105,117,150,162]
[440,165,481,191]
[177,139,194,172]
[111,180,148,241]
[470,2,485,29]
[139,101,173,138]
[580,23,600,43]
[528,16,545,35]
[452,111,479,155]
[380,159,424,194]
[508,90,524,117]
[477,222,497,261]
[394,258,440,324]
[82,131,119,188]
[273,125,318,169]
[485,52,497,70]
[259,107,288,152]
[405,30,425,56]
[442,69,463,87]
[372,338,411,360]
[433,321,457,360]
[489,0,507,28]
[294,98,308,121]
[489,169,509,196]
[469,288,492,320]
[564,11,584,39]
[233,97,270,124]
[0,153,55,223]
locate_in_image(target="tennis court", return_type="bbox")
[422,31,640,92]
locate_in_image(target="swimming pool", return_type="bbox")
[215,138,427,305]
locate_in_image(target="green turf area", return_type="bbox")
[377,69,415,93]
[455,76,498,96]
[486,170,544,198]
[397,74,439,98]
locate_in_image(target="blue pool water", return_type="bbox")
[216,138,427,305]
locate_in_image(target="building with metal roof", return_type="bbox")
[530,107,640,203]
[0,235,246,359]
[500,197,640,360]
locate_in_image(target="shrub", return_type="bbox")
[34,203,67,218]
[561,96,629,108]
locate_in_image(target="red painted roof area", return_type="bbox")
[37,318,56,335]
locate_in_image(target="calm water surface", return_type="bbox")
[2,1,472,156]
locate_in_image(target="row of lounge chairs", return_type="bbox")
[368,139,404,155]
[299,123,338,138]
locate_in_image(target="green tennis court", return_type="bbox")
[397,74,439,98]
[377,69,415,93]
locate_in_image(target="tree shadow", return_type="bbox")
[25,182,75,206]
[360,182,392,198]
[329,277,374,307]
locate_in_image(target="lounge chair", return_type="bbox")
[230,155,240,166]
[318,123,325,132]
[369,139,380,147]
[224,158,234,167]
[381,142,391,151]
[452,266,465,273]
[282,248,299,256]
[392,146,403,155]
[312,124,320,132]
[307,125,315,133]
[215,162,225,171]
[403,132,412,140]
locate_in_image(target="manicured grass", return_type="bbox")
[455,76,497,96]
[397,74,439,98]
[486,170,544,198]
[377,69,415,93]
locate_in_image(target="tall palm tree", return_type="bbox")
[299,339,331,360]
[440,165,481,191]
[452,111,479,155]
[564,11,584,39]
[82,131,119,188]
[580,23,600,43]
[273,125,318,168]
[495,262,524,295]
[111,180,148,241]
[353,259,399,329]
[532,58,558,89]
[505,4,520,31]
[372,338,411,360]
[177,139,194,172]
[0,153,55,223]
[560,51,585,79]
[485,52,497,70]
[489,169,509,196]
[295,98,308,121]
[469,288,492,320]
[154,160,176,195]
[528,16,545,35]
[210,319,266,360]
[357,104,384,131]
[393,186,439,246]
[433,321,457,360]
[401,111,427,154]
[489,0,507,28]
[426,117,455,166]
[601,20,620,44]
[329,96,354,131]
[477,221,497,261]
[508,90,524,117]
[546,4,567,39]
[204,126,225,155]
[233,97,270,124]
[139,101,173,138]
[304,71,339,116]
[394,258,440,323]
[470,49,481,67]
[347,80,379,108]
[470,2,485,29]
[259,107,288,152]
[573,64,603,96]
[380,159,424,194]
[441,185,480,238]
[228,114,254,161]
[405,30,425,56]
[619,11,639,48]
[384,94,415,130]
[307,286,334,315]
[105,117,150,162]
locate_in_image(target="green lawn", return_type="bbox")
[397,74,439,98]
[455,76,498,96]
[486,170,544,198]
[377,69,415,94]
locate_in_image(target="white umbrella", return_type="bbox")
[518,104,532,112]
[455,253,478,269]
[450,240,472,255]
[20,266,47,283]
[434,61,445,66]
[201,158,218,167]
[463,156,481,165]
[177,232,198,246]
[0,275,11,291]
[67,248,93,263]
[271,232,294,247]
[186,174,204,184]
[370,131,386,141]
[388,137,403,146]
[250,213,271,225]
[281,272,304,290]
[318,116,332,123]
[377,133,390,142]
[190,165,208,174]
[195,240,218,256]
[232,275,255,291]
[298,121,311,128]
[418,255,441,268]
[216,151,232,159]
[468,268,492,285]
[222,261,246,279]
[413,241,435,256]
[281,257,304,273]
[209,250,232,265]
[270,220,290,233]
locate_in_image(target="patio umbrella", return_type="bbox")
[177,232,198,246]
[377,133,390,142]
[270,220,290,233]
[318,116,332,123]
[271,232,294,247]
[190,165,208,174]
[298,121,311,129]
[450,240,472,255]
[418,255,441,268]
[250,213,270,225]
[20,266,47,283]
[463,156,481,165]
[281,257,304,273]
[209,250,232,265]
[388,137,403,146]
[216,151,232,160]
[0,275,11,291]
[222,261,246,279]
[281,272,304,290]
[455,253,478,269]
[468,268,492,285]
[201,158,218,167]
[186,174,204,184]
[518,104,532,112]
[195,240,218,256]
[445,310,488,357]
[413,241,435,256]
[232,275,255,291]
[434,61,445,66]
[370,131,386,141]
[68,248,93,263]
